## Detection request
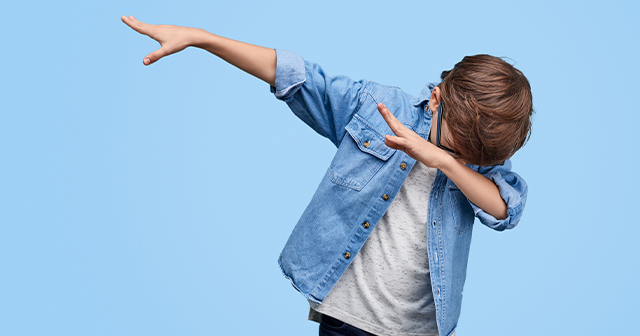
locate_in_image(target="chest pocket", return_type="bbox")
[448,185,475,233]
[330,115,396,191]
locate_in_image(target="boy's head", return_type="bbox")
[429,54,533,166]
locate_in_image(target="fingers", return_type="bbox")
[385,133,411,147]
[384,134,402,149]
[122,15,163,65]
[377,103,405,135]
[143,47,166,65]
[121,15,152,35]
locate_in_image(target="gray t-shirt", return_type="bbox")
[309,161,439,336]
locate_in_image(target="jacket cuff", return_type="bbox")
[270,49,306,102]
[469,171,525,231]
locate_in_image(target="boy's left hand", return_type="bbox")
[377,103,451,169]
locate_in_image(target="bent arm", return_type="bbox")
[438,156,508,220]
[378,103,526,225]
[441,156,528,231]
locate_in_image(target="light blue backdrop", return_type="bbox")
[1,1,638,335]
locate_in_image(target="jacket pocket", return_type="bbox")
[448,185,475,233]
[329,115,395,191]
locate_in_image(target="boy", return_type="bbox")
[122,15,532,336]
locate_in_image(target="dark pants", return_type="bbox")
[318,314,376,336]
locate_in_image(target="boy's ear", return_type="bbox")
[428,86,442,112]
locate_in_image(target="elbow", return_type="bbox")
[495,200,508,221]
[476,203,522,231]
[483,199,508,221]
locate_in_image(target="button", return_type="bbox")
[424,105,429,112]
[363,141,370,148]
[382,194,389,201]
[344,252,351,259]
[362,222,370,229]
[432,220,436,227]
[400,163,407,170]
[437,288,440,296]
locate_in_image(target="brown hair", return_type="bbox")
[439,54,533,166]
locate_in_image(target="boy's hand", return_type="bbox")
[379,102,508,219]
[378,103,451,169]
[121,15,203,66]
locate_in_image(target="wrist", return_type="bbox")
[192,28,217,50]
[435,152,459,172]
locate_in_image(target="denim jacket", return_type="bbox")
[270,50,528,336]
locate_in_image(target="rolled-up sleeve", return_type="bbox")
[467,159,528,231]
[270,49,306,101]
[269,49,367,147]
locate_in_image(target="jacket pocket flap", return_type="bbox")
[345,116,395,161]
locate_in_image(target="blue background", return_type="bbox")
[1,0,638,335]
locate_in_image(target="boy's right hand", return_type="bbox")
[121,15,203,66]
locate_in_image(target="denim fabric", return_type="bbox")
[271,49,528,336]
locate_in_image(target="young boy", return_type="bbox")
[122,15,532,336]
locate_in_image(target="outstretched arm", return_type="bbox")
[121,15,276,86]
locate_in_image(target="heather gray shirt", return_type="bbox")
[309,161,439,336]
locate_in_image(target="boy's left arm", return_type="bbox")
[439,157,527,231]
[378,103,527,231]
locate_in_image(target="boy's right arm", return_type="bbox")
[123,15,367,146]
[121,15,276,86]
